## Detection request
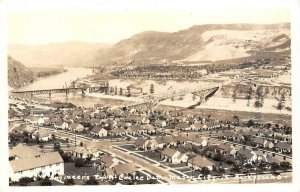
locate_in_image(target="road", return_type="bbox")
[41,127,190,184]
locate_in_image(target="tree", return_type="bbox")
[126,86,131,97]
[40,176,52,186]
[64,178,75,185]
[271,162,280,172]
[200,167,210,176]
[53,142,60,151]
[232,89,237,103]
[19,177,34,186]
[85,176,99,185]
[233,115,239,124]
[254,100,263,108]
[114,86,118,95]
[150,84,154,94]
[74,158,85,167]
[280,161,291,171]
[247,119,255,127]
[277,93,285,111]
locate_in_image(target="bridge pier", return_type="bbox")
[48,92,51,98]
[30,93,33,100]
[82,89,85,96]
[65,90,69,98]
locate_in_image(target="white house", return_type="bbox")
[9,144,64,182]
[161,148,188,163]
[90,126,108,137]
[32,129,53,142]
[54,121,69,130]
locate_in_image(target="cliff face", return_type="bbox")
[8,56,35,89]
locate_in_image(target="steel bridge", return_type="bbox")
[120,85,220,110]
[11,85,108,98]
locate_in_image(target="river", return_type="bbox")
[19,68,125,107]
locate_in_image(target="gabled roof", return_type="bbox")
[9,143,43,158]
[161,148,178,158]
[238,148,256,159]
[33,129,52,138]
[91,126,106,133]
[142,124,155,131]
[253,137,265,145]
[110,127,126,134]
[188,155,215,168]
[218,143,234,152]
[128,125,143,132]
[176,122,190,129]
[275,142,291,150]
[113,163,138,175]
[134,138,148,146]
[10,152,63,173]
[100,154,115,166]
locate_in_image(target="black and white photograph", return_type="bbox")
[0,0,299,191]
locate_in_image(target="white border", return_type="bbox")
[1,0,299,192]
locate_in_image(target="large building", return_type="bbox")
[9,143,64,182]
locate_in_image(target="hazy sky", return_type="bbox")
[7,0,291,44]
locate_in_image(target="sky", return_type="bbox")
[6,0,291,44]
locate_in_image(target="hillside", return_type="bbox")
[93,23,290,66]
[8,41,111,67]
[8,56,35,89]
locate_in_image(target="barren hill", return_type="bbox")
[93,23,290,66]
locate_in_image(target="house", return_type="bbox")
[202,122,221,130]
[148,136,177,150]
[187,155,216,171]
[185,117,196,124]
[258,153,280,165]
[252,137,267,148]
[115,121,130,129]
[90,118,102,126]
[153,119,167,128]
[134,138,149,150]
[274,142,292,153]
[99,154,120,169]
[265,141,274,149]
[109,127,127,136]
[106,163,138,179]
[127,125,146,135]
[9,152,64,182]
[94,111,107,119]
[175,122,191,131]
[68,123,84,132]
[186,135,208,147]
[161,148,188,163]
[72,146,92,159]
[25,115,45,125]
[218,143,236,156]
[90,126,108,137]
[237,148,258,164]
[191,122,202,131]
[142,124,156,134]
[9,143,44,160]
[221,131,237,141]
[54,121,69,130]
[9,144,63,182]
[32,129,53,142]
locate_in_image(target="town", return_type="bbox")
[8,58,292,185]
